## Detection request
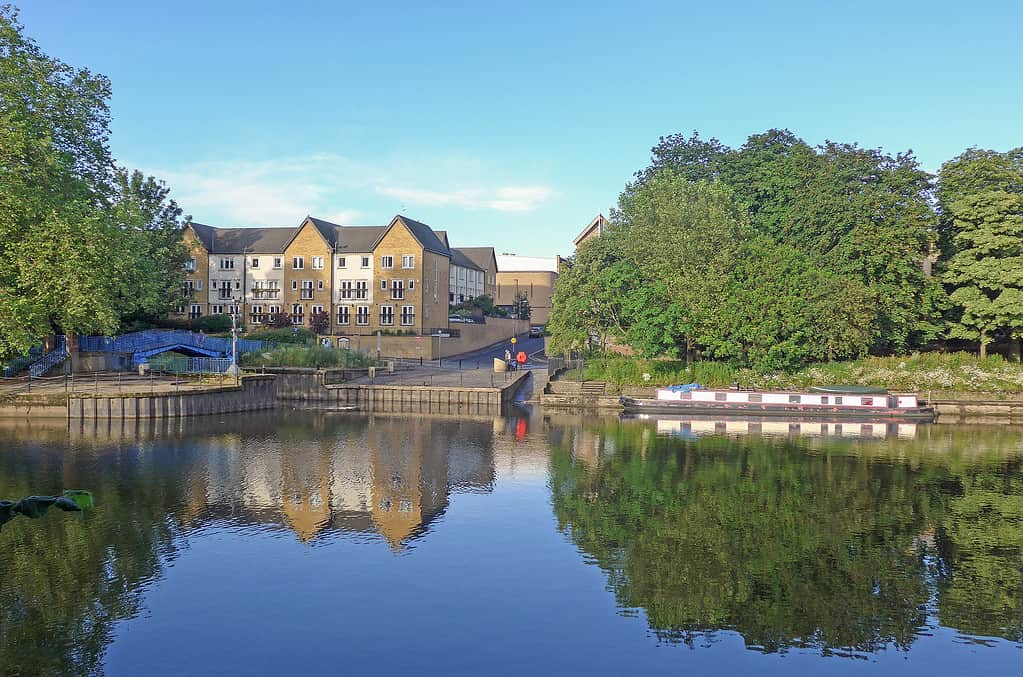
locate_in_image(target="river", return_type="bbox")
[1,408,1020,675]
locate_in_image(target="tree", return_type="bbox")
[0,8,184,359]
[614,172,747,362]
[939,149,1023,358]
[267,311,292,329]
[309,310,330,335]
[548,230,640,356]
[512,291,531,321]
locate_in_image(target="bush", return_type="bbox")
[191,314,233,333]
[245,327,316,344]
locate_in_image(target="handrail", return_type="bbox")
[78,329,271,355]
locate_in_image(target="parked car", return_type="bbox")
[528,325,544,338]
[448,316,466,323]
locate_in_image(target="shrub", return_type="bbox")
[246,327,316,344]
[191,314,233,333]
[309,311,330,335]
[239,344,377,368]
[266,312,292,329]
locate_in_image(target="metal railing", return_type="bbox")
[148,354,233,374]
[28,337,69,377]
[78,329,270,355]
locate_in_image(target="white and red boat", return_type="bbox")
[620,385,935,422]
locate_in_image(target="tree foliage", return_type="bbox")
[0,7,185,359]
[938,148,1023,358]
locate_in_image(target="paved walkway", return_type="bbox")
[0,373,237,397]
[342,365,535,389]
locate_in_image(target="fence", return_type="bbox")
[78,329,270,355]
[547,355,584,381]
[148,354,234,374]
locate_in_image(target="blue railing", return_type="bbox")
[148,354,233,374]
[78,330,270,356]
[28,336,68,377]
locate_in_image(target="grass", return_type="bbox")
[578,352,1023,395]
[239,344,377,369]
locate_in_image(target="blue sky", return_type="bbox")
[19,1,1023,256]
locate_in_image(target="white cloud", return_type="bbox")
[377,184,555,212]
[142,152,555,226]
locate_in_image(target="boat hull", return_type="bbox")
[620,397,936,422]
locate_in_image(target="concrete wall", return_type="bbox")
[66,374,276,419]
[321,317,527,359]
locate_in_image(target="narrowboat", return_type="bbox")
[620,385,936,422]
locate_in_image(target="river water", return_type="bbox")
[1,408,1021,675]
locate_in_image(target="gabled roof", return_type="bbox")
[212,227,298,253]
[187,222,217,251]
[435,230,450,248]
[372,215,450,256]
[305,216,385,252]
[573,214,609,247]
[455,247,498,272]
[449,248,484,271]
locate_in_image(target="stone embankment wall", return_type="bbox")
[322,318,528,359]
[1,375,277,419]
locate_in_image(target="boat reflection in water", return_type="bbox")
[628,413,922,441]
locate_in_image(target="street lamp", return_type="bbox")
[226,296,240,383]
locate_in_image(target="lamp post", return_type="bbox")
[227,296,240,383]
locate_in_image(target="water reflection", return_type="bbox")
[548,416,1023,654]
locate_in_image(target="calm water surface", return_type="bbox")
[1,409,1021,675]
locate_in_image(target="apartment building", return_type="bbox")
[449,249,485,304]
[454,247,498,300]
[495,254,564,325]
[175,214,465,336]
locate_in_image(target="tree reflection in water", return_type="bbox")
[548,420,1023,654]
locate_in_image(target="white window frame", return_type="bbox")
[291,279,298,290]
[380,279,387,290]
[311,304,324,316]
[340,280,354,300]
[391,279,404,300]
[273,257,283,269]
[189,304,202,318]
[312,256,324,270]
[361,256,370,268]
[380,305,394,326]
[356,305,370,326]
[400,305,415,326]
[355,280,368,299]
[317,280,324,290]
[220,257,235,270]
[408,279,415,291]
[381,255,393,269]
[337,256,346,268]
[401,255,415,269]
[250,257,260,269]
[337,305,350,326]
[293,256,304,270]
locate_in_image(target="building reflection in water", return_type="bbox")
[177,413,498,550]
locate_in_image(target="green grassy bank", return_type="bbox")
[577,352,1023,395]
[239,345,377,369]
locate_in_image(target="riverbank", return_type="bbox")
[575,352,1023,397]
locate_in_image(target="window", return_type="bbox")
[291,304,304,324]
[380,305,394,325]
[218,287,232,300]
[184,258,196,272]
[301,280,314,300]
[268,305,281,317]
[788,394,801,403]
[212,280,218,289]
[189,304,202,319]
[401,255,415,269]
[317,280,324,291]
[291,280,298,290]
[337,305,350,325]
[312,256,324,270]
[293,256,304,270]
[862,397,874,407]
[391,279,404,300]
[380,279,387,290]
[175,304,185,314]
[340,280,354,300]
[408,279,415,290]
[219,257,234,270]
[184,280,195,293]
[361,256,370,268]
[381,255,393,269]
[250,257,260,269]
[337,257,346,268]
[355,280,368,299]
[212,304,224,314]
[273,257,283,269]
[356,305,369,325]
[449,292,455,303]
[401,305,415,326]
[196,279,203,290]
[235,281,241,290]
[311,304,324,316]
[251,305,264,324]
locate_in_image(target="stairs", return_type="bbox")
[581,381,608,397]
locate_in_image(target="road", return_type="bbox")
[441,332,545,367]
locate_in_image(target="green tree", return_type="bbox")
[938,148,1023,358]
[0,8,185,358]
[614,173,747,362]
